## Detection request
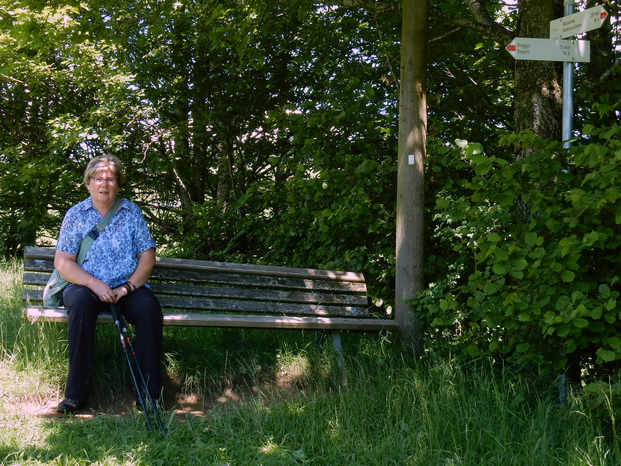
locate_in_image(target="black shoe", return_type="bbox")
[56,398,81,414]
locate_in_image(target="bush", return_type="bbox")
[419,117,621,374]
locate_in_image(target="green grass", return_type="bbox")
[1,259,619,465]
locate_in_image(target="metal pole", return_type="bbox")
[561,1,574,149]
[559,0,575,405]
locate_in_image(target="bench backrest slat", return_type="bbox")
[23,273,367,306]
[22,288,368,317]
[24,246,365,282]
[24,260,367,293]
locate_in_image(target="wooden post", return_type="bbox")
[395,0,427,354]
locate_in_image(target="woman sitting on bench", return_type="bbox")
[53,154,162,414]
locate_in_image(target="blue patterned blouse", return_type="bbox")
[56,197,156,288]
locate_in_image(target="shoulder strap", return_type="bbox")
[76,198,123,265]
[96,198,123,232]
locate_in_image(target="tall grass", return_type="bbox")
[1,260,619,465]
[0,257,23,358]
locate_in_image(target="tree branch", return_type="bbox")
[0,73,26,85]
[458,0,513,45]
[430,27,463,43]
[322,0,399,14]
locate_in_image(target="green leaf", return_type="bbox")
[583,231,599,246]
[561,270,575,283]
[495,248,509,261]
[484,281,500,294]
[589,306,603,320]
[516,342,530,352]
[468,143,484,156]
[559,236,578,256]
[509,270,524,279]
[487,232,501,243]
[599,284,611,298]
[573,318,589,328]
[606,337,621,351]
[564,338,577,354]
[571,291,584,303]
[596,348,617,362]
[436,198,450,209]
[555,295,570,311]
[529,247,545,259]
[551,262,563,273]
[545,219,561,232]
[524,232,538,246]
[492,263,507,275]
[513,258,528,271]
[466,344,480,357]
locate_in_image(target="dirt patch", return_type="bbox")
[6,369,306,422]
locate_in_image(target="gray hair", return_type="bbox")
[83,154,125,187]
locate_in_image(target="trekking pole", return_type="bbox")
[110,304,167,435]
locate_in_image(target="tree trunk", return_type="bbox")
[395,0,427,355]
[513,0,562,140]
[216,139,234,209]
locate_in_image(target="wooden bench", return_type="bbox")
[22,246,397,364]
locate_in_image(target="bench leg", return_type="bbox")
[332,332,348,386]
[331,332,345,369]
[315,331,347,384]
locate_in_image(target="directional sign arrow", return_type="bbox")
[506,37,590,62]
[550,5,608,39]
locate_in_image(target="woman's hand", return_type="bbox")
[112,284,130,303]
[55,250,116,302]
[88,278,117,303]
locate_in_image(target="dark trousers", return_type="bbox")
[62,284,163,405]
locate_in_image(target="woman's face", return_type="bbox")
[86,165,119,206]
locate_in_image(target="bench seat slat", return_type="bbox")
[156,296,369,317]
[23,289,369,317]
[23,307,398,331]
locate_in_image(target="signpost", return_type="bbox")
[550,5,608,39]
[561,2,575,150]
[505,38,590,62]
[505,4,608,149]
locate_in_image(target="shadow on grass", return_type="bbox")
[32,323,356,415]
[5,331,384,465]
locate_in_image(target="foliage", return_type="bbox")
[1,0,620,377]
[0,0,151,255]
[419,94,621,372]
